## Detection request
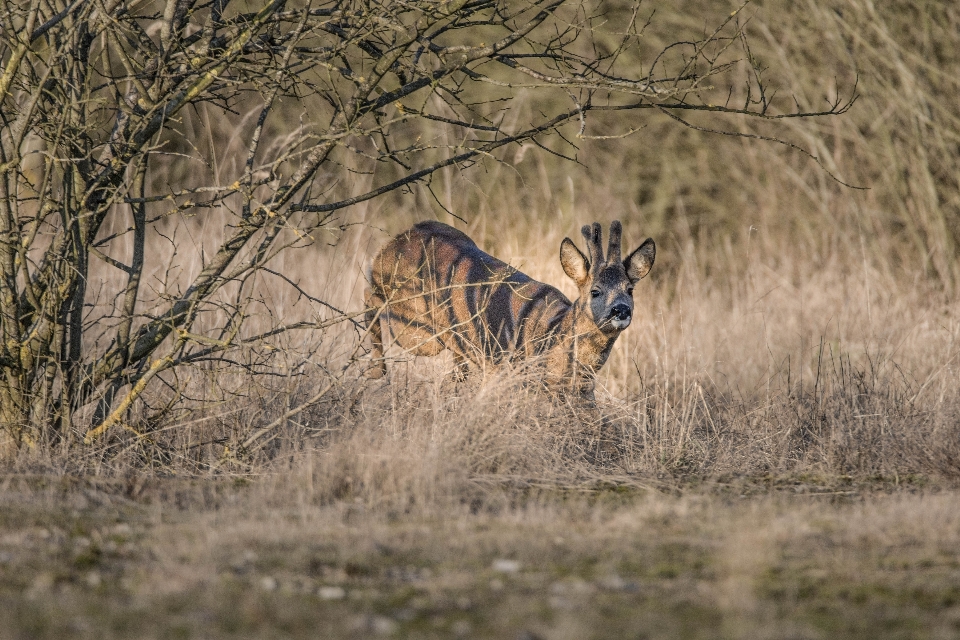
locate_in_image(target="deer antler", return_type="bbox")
[582,222,604,273]
[607,220,622,264]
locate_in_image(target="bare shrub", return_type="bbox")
[0,0,854,453]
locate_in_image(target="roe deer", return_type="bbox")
[364,220,655,401]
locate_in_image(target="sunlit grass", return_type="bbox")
[6,1,960,637]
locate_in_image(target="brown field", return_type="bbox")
[4,1,960,638]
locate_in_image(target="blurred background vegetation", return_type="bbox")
[364,0,960,289]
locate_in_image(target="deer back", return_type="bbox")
[369,221,572,364]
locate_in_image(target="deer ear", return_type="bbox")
[560,237,589,285]
[624,238,655,283]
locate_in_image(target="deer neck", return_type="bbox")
[554,298,619,370]
[539,299,619,398]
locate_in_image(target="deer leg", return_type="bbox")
[452,351,469,382]
[573,388,624,465]
[364,287,387,379]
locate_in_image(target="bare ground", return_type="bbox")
[2,470,959,640]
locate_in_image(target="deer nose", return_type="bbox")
[610,304,631,320]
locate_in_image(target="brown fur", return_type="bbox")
[365,221,655,400]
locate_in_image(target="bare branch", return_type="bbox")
[0,0,859,448]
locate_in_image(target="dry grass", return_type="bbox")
[5,0,960,637]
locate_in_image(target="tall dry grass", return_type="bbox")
[23,0,960,507]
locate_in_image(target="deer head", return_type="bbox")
[559,220,656,334]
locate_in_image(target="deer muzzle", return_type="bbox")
[608,303,632,330]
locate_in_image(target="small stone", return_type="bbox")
[492,559,520,573]
[371,615,397,635]
[259,576,278,591]
[318,585,346,600]
[28,573,55,597]
[598,574,622,590]
[85,571,102,588]
[452,620,472,636]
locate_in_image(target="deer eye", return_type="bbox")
[627,287,634,295]
[590,289,602,298]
